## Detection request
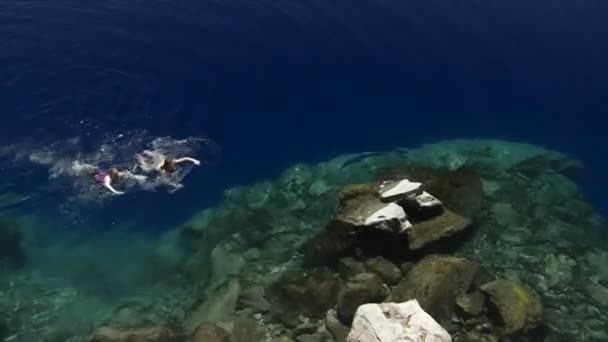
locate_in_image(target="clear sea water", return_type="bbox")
[0,0,607,341]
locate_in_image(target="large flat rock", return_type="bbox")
[406,209,471,250]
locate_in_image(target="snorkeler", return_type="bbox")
[135,150,200,174]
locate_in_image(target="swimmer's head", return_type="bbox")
[161,159,176,173]
[110,167,120,182]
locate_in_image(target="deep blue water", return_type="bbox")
[1,0,607,230]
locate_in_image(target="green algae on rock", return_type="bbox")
[480,279,543,335]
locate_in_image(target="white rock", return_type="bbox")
[347,300,451,342]
[379,179,422,200]
[415,191,443,208]
[364,203,411,233]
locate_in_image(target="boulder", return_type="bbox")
[480,280,543,335]
[326,309,350,342]
[387,255,479,322]
[363,257,403,285]
[88,326,182,342]
[231,316,267,342]
[238,285,271,313]
[185,278,241,329]
[334,184,410,233]
[337,273,387,324]
[376,166,483,218]
[191,322,230,342]
[323,185,411,257]
[406,209,470,251]
[337,257,367,279]
[455,291,485,318]
[347,300,451,342]
[274,269,341,319]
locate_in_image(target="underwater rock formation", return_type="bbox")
[273,269,341,320]
[88,326,183,342]
[337,273,388,324]
[387,255,479,323]
[190,322,230,342]
[322,177,472,259]
[480,279,543,335]
[405,209,470,251]
[4,138,607,341]
[347,300,451,342]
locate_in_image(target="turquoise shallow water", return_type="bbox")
[1,139,607,341]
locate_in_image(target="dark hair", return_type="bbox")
[161,159,177,173]
[110,168,120,183]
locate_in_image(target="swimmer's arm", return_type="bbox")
[173,157,201,166]
[119,170,147,183]
[103,177,124,195]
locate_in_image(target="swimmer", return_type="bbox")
[94,167,124,195]
[71,160,147,195]
[95,167,148,195]
[135,150,201,174]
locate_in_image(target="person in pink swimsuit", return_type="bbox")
[93,166,147,195]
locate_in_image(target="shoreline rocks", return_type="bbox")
[347,300,452,342]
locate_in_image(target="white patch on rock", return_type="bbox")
[379,179,422,200]
[364,203,411,232]
[415,191,443,208]
[347,300,451,342]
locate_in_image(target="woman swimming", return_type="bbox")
[94,168,124,195]
[135,150,200,173]
[72,161,146,195]
[134,150,200,192]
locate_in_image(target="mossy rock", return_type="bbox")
[480,279,543,335]
[337,272,387,324]
[271,269,341,320]
[387,254,479,323]
[406,208,471,251]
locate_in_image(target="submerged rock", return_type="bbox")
[455,291,485,318]
[347,300,451,342]
[388,255,479,322]
[337,273,387,324]
[324,180,469,257]
[274,269,341,319]
[88,326,183,342]
[325,309,350,342]
[191,322,230,342]
[231,316,267,342]
[335,184,410,234]
[238,285,271,313]
[480,279,543,335]
[406,209,471,251]
[337,257,367,279]
[363,256,403,285]
[185,278,241,329]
